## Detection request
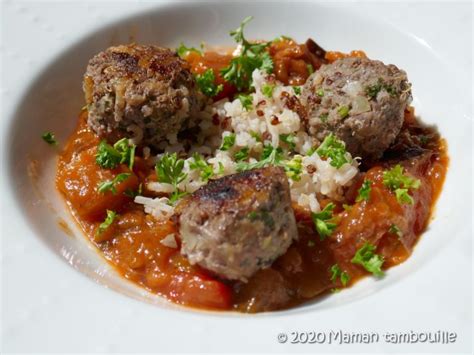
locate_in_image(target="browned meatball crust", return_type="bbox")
[302,57,412,160]
[83,44,204,147]
[175,166,298,282]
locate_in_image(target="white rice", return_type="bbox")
[138,69,360,220]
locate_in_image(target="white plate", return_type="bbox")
[1,1,472,353]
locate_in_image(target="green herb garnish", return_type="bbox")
[337,105,350,119]
[262,83,275,98]
[97,210,118,235]
[176,43,201,58]
[96,138,135,169]
[356,179,372,202]
[383,164,421,205]
[195,69,223,97]
[283,156,303,181]
[42,132,58,145]
[234,147,249,162]
[236,145,283,171]
[279,134,296,151]
[330,264,350,286]
[365,79,398,99]
[220,133,236,151]
[237,94,253,111]
[189,153,215,182]
[97,173,131,194]
[316,133,350,168]
[311,203,337,240]
[293,86,302,95]
[220,16,273,91]
[389,224,402,238]
[155,153,187,203]
[351,242,385,277]
[250,131,261,142]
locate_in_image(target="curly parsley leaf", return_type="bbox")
[237,94,253,111]
[316,133,351,168]
[311,203,337,240]
[195,69,223,97]
[365,79,398,100]
[234,147,249,162]
[279,134,296,151]
[96,138,135,169]
[330,264,350,286]
[383,164,421,205]
[97,210,118,236]
[220,133,236,151]
[293,86,302,95]
[220,16,273,91]
[283,155,303,181]
[389,223,402,238]
[42,132,58,145]
[236,145,283,172]
[262,83,275,98]
[176,42,201,58]
[351,242,385,277]
[356,179,372,202]
[97,173,131,195]
[155,153,187,203]
[189,153,215,182]
[337,105,350,119]
[155,153,187,186]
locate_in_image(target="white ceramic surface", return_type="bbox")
[1,1,472,353]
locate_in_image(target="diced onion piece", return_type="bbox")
[160,233,177,248]
[351,96,371,115]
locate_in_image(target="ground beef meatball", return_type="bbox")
[83,44,204,147]
[175,166,298,282]
[302,57,412,160]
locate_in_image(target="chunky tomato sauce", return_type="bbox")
[56,45,448,312]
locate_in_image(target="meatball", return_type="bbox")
[83,44,204,147]
[302,57,412,160]
[175,166,298,282]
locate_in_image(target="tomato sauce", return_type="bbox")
[56,47,448,312]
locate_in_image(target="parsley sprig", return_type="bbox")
[96,138,136,170]
[97,210,118,236]
[279,134,296,151]
[356,179,372,202]
[234,147,249,162]
[220,133,236,151]
[42,132,58,145]
[316,133,351,169]
[283,155,303,181]
[236,144,283,172]
[237,94,253,111]
[97,173,131,195]
[330,264,350,286]
[155,153,188,203]
[365,79,397,100]
[195,69,223,97]
[351,242,384,277]
[220,16,273,91]
[383,164,421,205]
[176,43,201,58]
[311,203,337,240]
[189,153,223,182]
